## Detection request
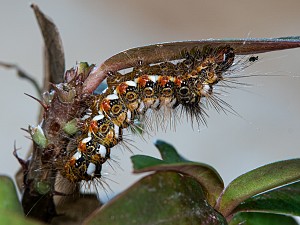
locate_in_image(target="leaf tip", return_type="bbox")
[153,139,172,150]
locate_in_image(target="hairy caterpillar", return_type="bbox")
[57,45,249,185]
[14,35,300,222]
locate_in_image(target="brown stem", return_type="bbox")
[82,37,300,94]
[0,62,42,95]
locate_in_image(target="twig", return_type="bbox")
[0,62,42,94]
[82,37,300,94]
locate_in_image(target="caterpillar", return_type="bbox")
[16,36,300,223]
[57,45,244,185]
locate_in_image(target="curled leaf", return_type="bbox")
[233,181,300,216]
[216,159,300,217]
[31,3,65,86]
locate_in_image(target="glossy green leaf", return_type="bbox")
[83,171,227,225]
[131,140,224,206]
[229,212,299,225]
[217,159,300,217]
[233,181,300,216]
[0,175,23,214]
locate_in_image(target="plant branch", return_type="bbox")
[0,62,42,95]
[82,37,300,94]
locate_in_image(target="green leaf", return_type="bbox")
[131,155,164,170]
[229,212,299,225]
[234,181,300,216]
[217,159,300,217]
[154,139,187,162]
[0,175,23,214]
[63,118,78,135]
[131,140,224,206]
[0,176,44,224]
[83,171,227,225]
[0,211,46,225]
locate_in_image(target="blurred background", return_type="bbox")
[1,0,300,205]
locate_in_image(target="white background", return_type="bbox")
[0,0,300,216]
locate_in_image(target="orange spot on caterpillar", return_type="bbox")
[68,158,76,166]
[116,82,129,95]
[136,75,150,87]
[174,77,183,86]
[101,99,111,112]
[89,120,98,134]
[78,141,87,152]
[157,75,170,86]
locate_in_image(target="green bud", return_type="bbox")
[77,62,90,75]
[63,118,78,135]
[29,125,47,148]
[77,62,95,80]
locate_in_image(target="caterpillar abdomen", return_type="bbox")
[60,45,236,183]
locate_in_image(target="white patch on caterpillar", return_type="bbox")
[114,124,120,139]
[125,80,137,87]
[86,163,96,176]
[148,75,158,82]
[81,114,91,120]
[201,84,210,96]
[106,94,119,100]
[81,109,92,120]
[127,109,132,122]
[96,144,107,157]
[82,136,92,143]
[73,151,82,160]
[93,114,104,121]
